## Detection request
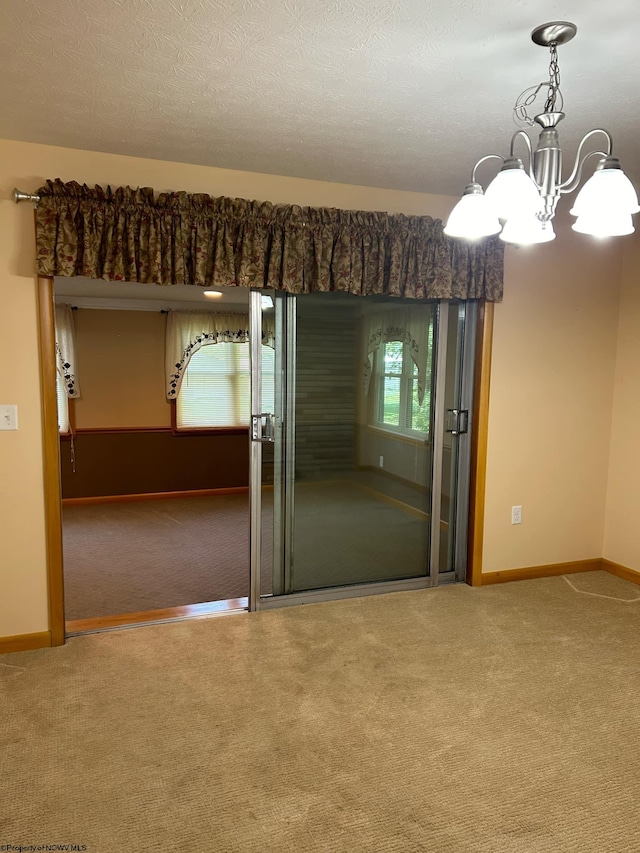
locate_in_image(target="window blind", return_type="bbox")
[56,371,70,434]
[176,342,275,429]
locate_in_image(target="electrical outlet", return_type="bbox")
[0,405,18,431]
[511,505,522,525]
[379,455,384,468]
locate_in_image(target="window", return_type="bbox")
[373,340,431,437]
[56,371,70,434]
[176,342,275,429]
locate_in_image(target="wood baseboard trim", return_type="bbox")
[355,465,428,495]
[601,559,640,586]
[62,486,249,506]
[66,598,248,634]
[349,480,430,521]
[481,558,603,585]
[0,631,52,655]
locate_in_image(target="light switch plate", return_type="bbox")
[0,405,18,430]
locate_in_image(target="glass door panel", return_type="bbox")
[285,293,437,593]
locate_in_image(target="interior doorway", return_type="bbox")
[39,276,486,639]
[53,278,255,633]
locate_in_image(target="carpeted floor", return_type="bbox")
[62,493,262,619]
[62,482,430,619]
[2,571,640,851]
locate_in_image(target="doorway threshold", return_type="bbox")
[259,573,457,610]
[66,598,248,636]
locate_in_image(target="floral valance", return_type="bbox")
[362,306,434,405]
[36,179,504,301]
[166,311,275,399]
[54,304,80,398]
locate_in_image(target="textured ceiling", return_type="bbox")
[1,0,639,195]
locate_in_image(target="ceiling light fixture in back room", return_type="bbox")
[444,22,639,245]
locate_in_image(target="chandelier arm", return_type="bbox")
[559,150,609,195]
[470,154,504,184]
[509,131,536,181]
[559,129,613,191]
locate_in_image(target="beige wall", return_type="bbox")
[0,137,453,637]
[73,309,169,428]
[0,135,630,637]
[483,216,622,571]
[603,232,640,574]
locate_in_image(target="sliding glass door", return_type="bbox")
[430,301,476,583]
[249,291,475,609]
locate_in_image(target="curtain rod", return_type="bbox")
[14,188,40,204]
[66,304,169,314]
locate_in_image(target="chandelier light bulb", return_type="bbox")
[500,215,556,245]
[443,185,501,240]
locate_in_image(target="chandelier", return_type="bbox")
[444,22,639,245]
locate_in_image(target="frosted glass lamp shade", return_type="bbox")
[572,213,635,237]
[444,191,501,240]
[485,168,542,220]
[570,168,640,217]
[500,215,556,245]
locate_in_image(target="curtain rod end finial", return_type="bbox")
[13,188,40,204]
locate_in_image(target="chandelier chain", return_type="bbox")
[543,43,561,113]
[513,41,564,126]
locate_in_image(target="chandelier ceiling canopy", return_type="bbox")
[444,22,639,245]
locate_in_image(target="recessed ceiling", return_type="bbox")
[1,0,639,196]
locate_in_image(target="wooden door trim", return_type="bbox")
[466,300,494,586]
[37,275,66,645]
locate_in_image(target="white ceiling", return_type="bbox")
[1,0,639,195]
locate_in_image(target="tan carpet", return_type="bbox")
[2,572,640,851]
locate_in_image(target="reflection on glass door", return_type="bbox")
[284,294,436,592]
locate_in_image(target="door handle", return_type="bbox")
[445,409,469,435]
[251,413,276,443]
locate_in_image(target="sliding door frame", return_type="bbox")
[453,300,477,582]
[428,300,449,587]
[255,296,493,609]
[249,291,264,612]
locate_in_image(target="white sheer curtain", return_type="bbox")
[54,304,80,398]
[362,306,432,405]
[165,310,275,399]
